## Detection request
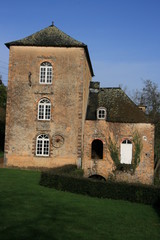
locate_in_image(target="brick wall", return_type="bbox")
[5,46,91,168]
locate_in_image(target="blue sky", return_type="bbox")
[0,0,160,92]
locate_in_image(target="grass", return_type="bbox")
[0,168,160,240]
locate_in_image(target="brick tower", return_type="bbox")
[5,24,94,168]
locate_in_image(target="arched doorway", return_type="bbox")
[91,139,103,159]
[89,174,106,181]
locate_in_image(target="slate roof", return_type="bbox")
[5,24,94,76]
[86,82,152,123]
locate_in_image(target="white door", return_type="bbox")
[120,140,132,164]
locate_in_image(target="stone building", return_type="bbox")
[5,24,154,184]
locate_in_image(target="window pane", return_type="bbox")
[45,105,51,119]
[39,105,44,119]
[40,63,52,84]
[37,140,42,155]
[38,99,51,120]
[36,135,49,156]
[41,62,52,66]
[47,68,52,83]
[98,109,106,119]
[43,140,49,155]
[40,67,46,83]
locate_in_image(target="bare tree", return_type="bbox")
[132,80,160,117]
[132,80,160,182]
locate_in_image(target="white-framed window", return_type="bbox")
[120,139,132,164]
[36,134,50,156]
[40,62,52,84]
[97,107,106,120]
[38,98,51,120]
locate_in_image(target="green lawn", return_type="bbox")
[0,168,160,240]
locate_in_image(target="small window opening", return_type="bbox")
[91,139,103,159]
[97,107,106,120]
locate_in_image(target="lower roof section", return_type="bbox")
[86,82,152,123]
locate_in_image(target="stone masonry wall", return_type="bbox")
[77,53,92,167]
[5,46,91,168]
[83,120,154,185]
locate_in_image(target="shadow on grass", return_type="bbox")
[153,198,160,222]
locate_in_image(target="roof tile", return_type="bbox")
[5,24,94,76]
[86,84,152,123]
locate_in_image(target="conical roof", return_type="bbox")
[5,24,94,76]
[5,24,86,48]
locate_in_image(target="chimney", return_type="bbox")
[89,81,100,93]
[138,105,147,113]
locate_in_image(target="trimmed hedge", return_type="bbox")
[39,170,160,206]
[44,164,84,177]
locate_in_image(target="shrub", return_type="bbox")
[44,164,84,177]
[40,171,160,206]
[116,163,134,173]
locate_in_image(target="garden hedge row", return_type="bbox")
[39,170,160,206]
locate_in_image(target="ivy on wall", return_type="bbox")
[108,137,120,167]
[108,131,143,173]
[132,131,143,169]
